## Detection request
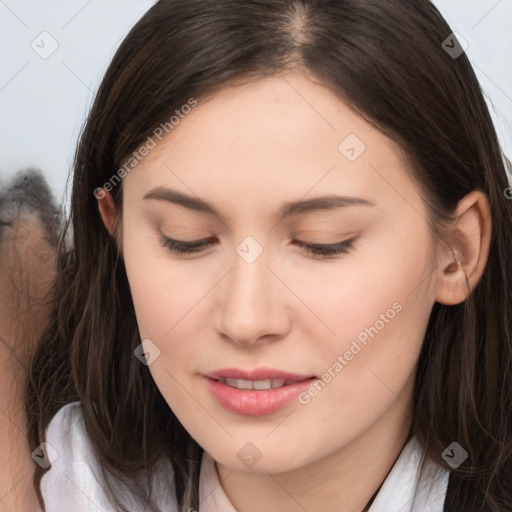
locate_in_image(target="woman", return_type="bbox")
[24,0,512,511]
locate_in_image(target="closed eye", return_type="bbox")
[159,235,215,254]
[158,234,355,258]
[291,239,355,257]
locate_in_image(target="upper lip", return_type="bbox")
[204,367,316,381]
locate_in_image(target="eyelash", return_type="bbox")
[158,235,355,258]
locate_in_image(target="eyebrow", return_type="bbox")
[143,187,376,221]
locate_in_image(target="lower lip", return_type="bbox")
[205,377,317,416]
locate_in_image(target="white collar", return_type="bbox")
[368,436,449,511]
[198,436,449,512]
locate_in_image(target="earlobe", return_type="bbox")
[96,188,116,236]
[435,190,492,306]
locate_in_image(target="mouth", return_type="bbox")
[214,377,301,390]
[203,368,318,415]
[204,367,316,389]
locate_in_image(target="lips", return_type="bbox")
[203,367,317,416]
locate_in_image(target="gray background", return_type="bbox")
[1,0,511,210]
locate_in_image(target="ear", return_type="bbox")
[435,190,492,305]
[96,188,116,236]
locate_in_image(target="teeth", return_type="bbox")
[219,378,287,390]
[235,379,253,390]
[254,379,272,390]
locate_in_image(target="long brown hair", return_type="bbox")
[26,0,512,510]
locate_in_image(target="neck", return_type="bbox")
[216,386,414,512]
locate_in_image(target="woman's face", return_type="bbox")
[121,70,441,473]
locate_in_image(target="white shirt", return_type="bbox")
[40,402,449,511]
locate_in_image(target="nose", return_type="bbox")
[215,242,290,347]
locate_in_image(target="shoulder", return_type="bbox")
[40,401,178,512]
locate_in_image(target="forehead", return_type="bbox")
[124,71,418,217]
[150,71,377,162]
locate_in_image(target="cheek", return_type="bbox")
[295,222,435,355]
[293,227,436,423]
[122,226,212,369]
[123,250,216,444]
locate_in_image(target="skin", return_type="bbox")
[0,214,56,512]
[98,69,491,512]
